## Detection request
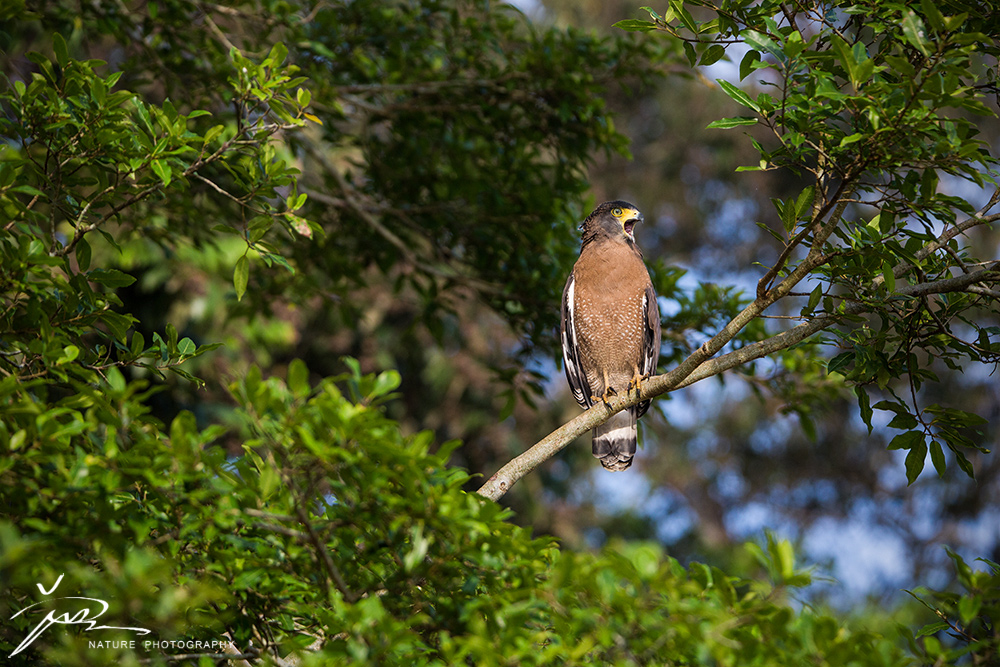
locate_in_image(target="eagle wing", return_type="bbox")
[560,272,592,409]
[636,283,661,418]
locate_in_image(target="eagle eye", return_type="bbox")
[612,207,623,217]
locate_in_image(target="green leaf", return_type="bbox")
[11,184,45,197]
[856,386,873,434]
[371,370,401,399]
[952,449,976,479]
[296,87,311,107]
[166,322,179,352]
[884,54,915,78]
[882,259,896,293]
[804,284,822,314]
[612,19,657,32]
[794,186,815,221]
[904,436,928,485]
[90,76,106,105]
[901,10,931,57]
[739,50,762,81]
[915,620,950,637]
[287,358,310,398]
[675,3,697,33]
[888,430,923,451]
[852,57,874,87]
[9,429,27,451]
[234,255,249,301]
[958,594,982,624]
[925,405,988,428]
[700,44,726,67]
[778,196,796,232]
[177,337,196,356]
[88,268,137,288]
[101,311,135,343]
[75,238,92,272]
[839,132,863,148]
[56,345,79,365]
[920,0,944,31]
[783,30,806,59]
[716,79,759,113]
[829,35,873,89]
[204,124,225,145]
[887,411,917,430]
[266,41,289,66]
[247,215,273,244]
[682,41,697,67]
[151,159,172,186]
[741,30,781,61]
[134,101,155,136]
[707,116,758,129]
[130,331,145,357]
[774,537,796,580]
[830,35,855,75]
[929,440,946,477]
[827,351,853,375]
[152,332,168,361]
[52,33,69,67]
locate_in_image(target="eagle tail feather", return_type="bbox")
[592,409,637,471]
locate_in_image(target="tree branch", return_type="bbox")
[478,208,841,500]
[476,252,1000,501]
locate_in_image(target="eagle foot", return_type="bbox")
[627,370,646,399]
[592,386,617,409]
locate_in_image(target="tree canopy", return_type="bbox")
[483,0,1000,497]
[1,0,999,665]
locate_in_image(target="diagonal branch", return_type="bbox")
[478,210,843,501]
[757,186,849,299]
[476,205,1000,501]
[677,263,1000,389]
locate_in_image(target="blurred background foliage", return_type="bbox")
[533,0,1000,600]
[1,0,999,664]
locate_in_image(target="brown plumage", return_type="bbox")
[560,201,661,471]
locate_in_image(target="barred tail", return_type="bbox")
[592,409,637,471]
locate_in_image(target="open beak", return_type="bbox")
[623,212,642,240]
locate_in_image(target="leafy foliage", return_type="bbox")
[2,0,999,665]
[0,35,307,388]
[904,550,1000,664]
[1,353,915,666]
[286,1,659,355]
[614,0,1000,488]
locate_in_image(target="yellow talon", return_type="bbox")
[592,386,617,408]
[603,386,617,408]
[628,367,644,399]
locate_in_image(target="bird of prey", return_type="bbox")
[560,201,661,471]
